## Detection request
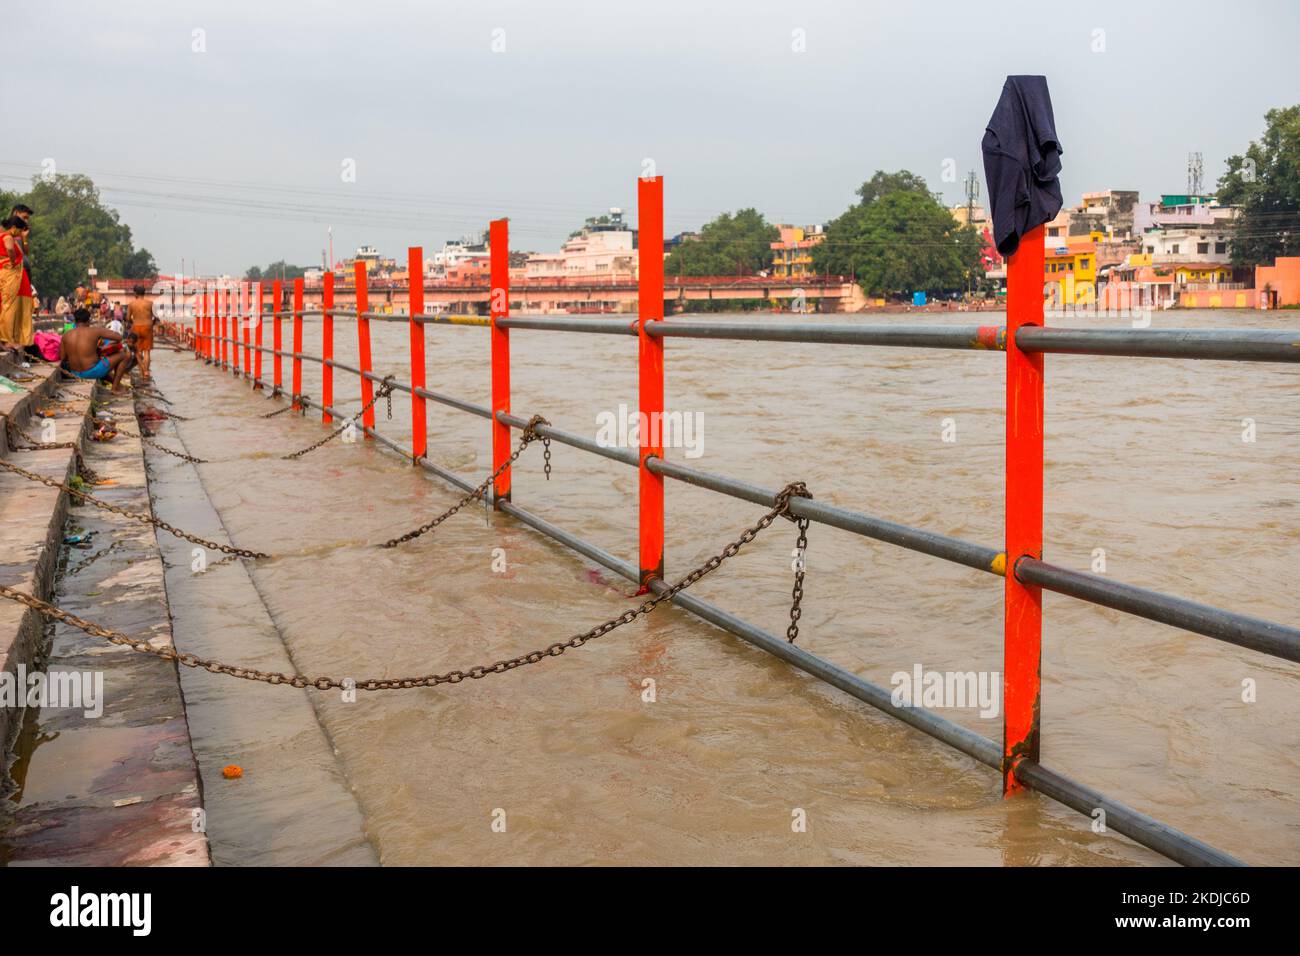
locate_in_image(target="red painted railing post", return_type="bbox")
[321,271,334,423]
[637,175,665,588]
[199,288,207,360]
[233,283,242,376]
[242,281,251,376]
[253,280,264,389]
[272,279,284,393]
[407,246,427,461]
[489,218,511,505]
[292,277,304,408]
[354,261,375,438]
[219,284,228,369]
[1003,223,1046,795]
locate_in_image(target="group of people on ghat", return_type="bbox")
[2,204,156,393]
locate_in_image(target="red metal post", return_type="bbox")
[242,281,251,375]
[272,279,283,393]
[637,176,665,588]
[354,261,375,438]
[292,277,304,408]
[220,285,228,368]
[199,288,207,360]
[1003,223,1046,795]
[489,218,511,505]
[233,283,242,375]
[407,246,427,460]
[321,271,334,423]
[253,281,264,388]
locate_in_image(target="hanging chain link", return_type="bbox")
[379,415,550,547]
[280,378,396,460]
[542,436,552,480]
[0,456,272,559]
[118,428,210,464]
[0,480,813,691]
[787,514,810,643]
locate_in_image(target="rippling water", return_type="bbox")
[150,308,1299,865]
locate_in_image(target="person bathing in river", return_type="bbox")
[59,307,134,391]
[126,284,155,378]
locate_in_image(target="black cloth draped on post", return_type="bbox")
[981,75,1064,256]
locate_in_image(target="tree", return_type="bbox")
[664,208,778,277]
[245,261,309,281]
[0,173,157,298]
[812,170,982,298]
[1218,105,1300,266]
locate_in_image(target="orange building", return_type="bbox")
[1254,256,1300,308]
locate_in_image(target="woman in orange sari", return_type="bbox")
[0,217,25,352]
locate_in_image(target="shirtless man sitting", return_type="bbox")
[59,308,134,391]
[126,284,156,378]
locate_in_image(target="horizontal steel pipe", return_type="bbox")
[496,500,638,581]
[644,321,1006,350]
[1016,326,1300,362]
[1016,558,1300,663]
[415,386,492,420]
[1012,760,1243,866]
[496,410,639,468]
[646,580,1236,866]
[647,457,1005,574]
[497,316,637,336]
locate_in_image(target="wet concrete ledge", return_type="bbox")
[0,372,209,866]
[0,357,81,751]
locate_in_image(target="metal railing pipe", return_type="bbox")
[646,457,1005,574]
[1012,761,1243,866]
[645,321,1007,351]
[496,411,639,467]
[497,316,637,336]
[1015,326,1300,362]
[1015,558,1300,663]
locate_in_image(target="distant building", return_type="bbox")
[524,209,637,281]
[1044,237,1096,305]
[769,224,826,279]
[1067,190,1140,239]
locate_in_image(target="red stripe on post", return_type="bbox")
[321,271,334,423]
[489,218,511,505]
[220,285,228,368]
[407,246,427,461]
[233,284,242,374]
[637,175,665,589]
[1003,224,1046,795]
[355,261,375,438]
[292,277,304,408]
[272,279,283,392]
[242,282,251,374]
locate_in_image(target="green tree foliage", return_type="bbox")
[812,169,982,298]
[1217,105,1300,266]
[0,174,157,298]
[246,261,310,281]
[664,208,778,277]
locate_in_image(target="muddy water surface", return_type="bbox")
[149,308,1299,865]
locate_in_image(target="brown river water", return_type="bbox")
[143,307,1297,866]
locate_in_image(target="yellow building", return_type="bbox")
[1043,238,1097,305]
[770,225,825,278]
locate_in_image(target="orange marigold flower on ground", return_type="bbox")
[222,765,243,779]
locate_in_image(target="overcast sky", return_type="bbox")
[8,0,1298,276]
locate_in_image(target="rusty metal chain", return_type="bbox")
[0,456,271,559]
[118,428,210,464]
[379,415,550,548]
[774,481,813,643]
[4,414,75,452]
[0,480,814,691]
[262,402,294,419]
[281,378,396,460]
[542,435,552,480]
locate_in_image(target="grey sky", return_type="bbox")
[9,0,1299,276]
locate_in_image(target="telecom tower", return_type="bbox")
[964,170,980,224]
[1187,152,1204,196]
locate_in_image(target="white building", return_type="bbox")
[525,209,637,282]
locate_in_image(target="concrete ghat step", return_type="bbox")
[0,378,209,866]
[140,373,377,865]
